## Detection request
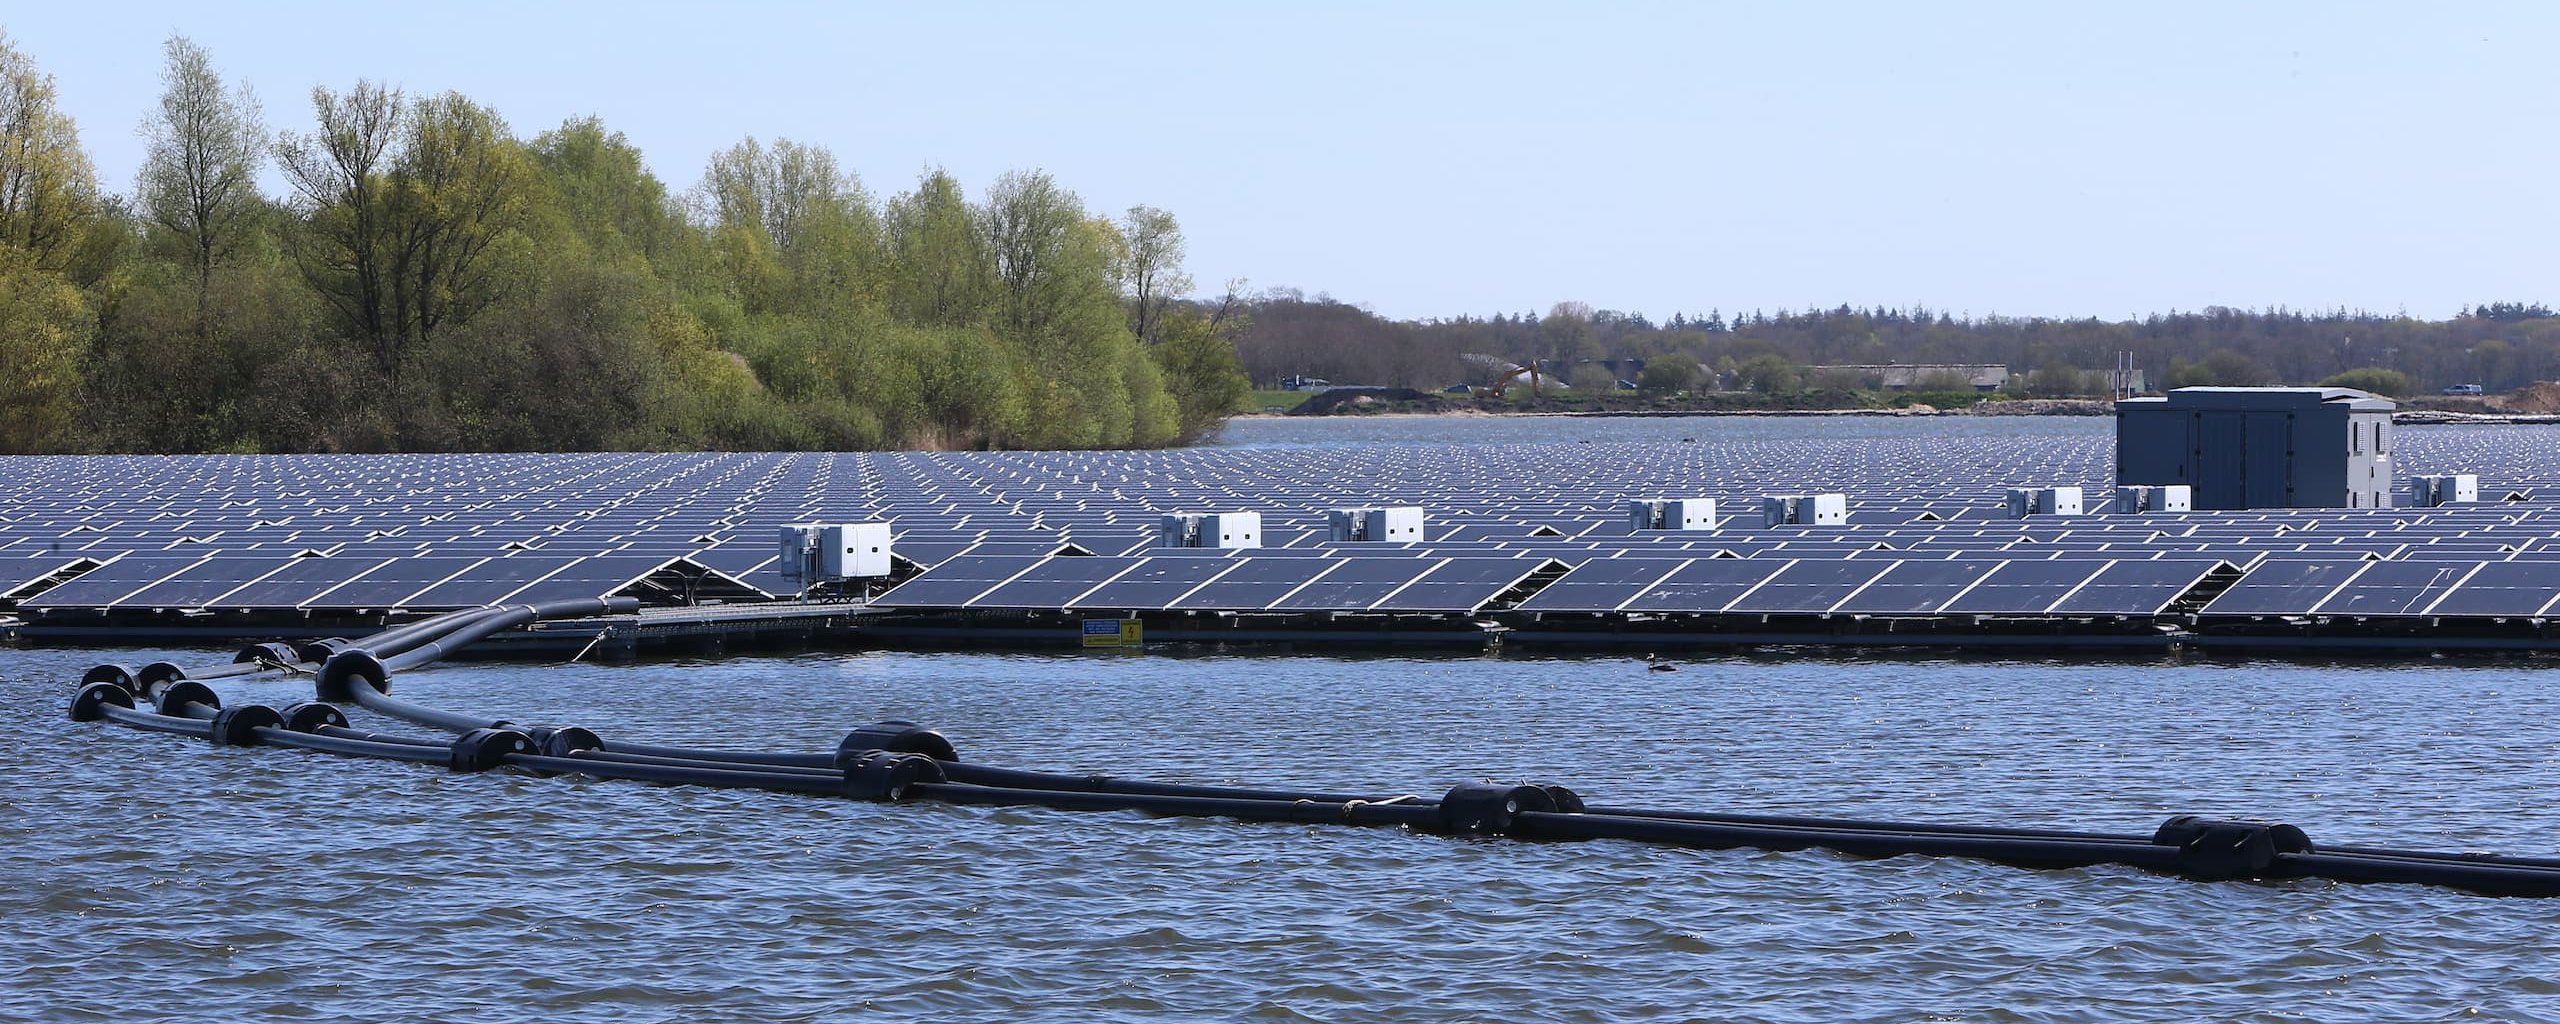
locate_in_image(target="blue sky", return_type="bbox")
[5,2,2551,321]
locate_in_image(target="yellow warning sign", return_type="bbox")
[1081,618,1143,647]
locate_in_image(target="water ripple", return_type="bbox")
[10,646,2560,1022]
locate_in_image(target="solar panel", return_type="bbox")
[215,555,399,609]
[1938,560,2111,615]
[496,553,679,606]
[1832,559,2007,615]
[398,554,587,608]
[968,557,1146,609]
[1513,558,1688,613]
[312,556,493,609]
[870,555,1046,609]
[1621,558,1794,614]
[2049,560,2229,616]
[2424,561,2560,617]
[110,555,304,608]
[1066,556,1238,611]
[1370,558,1558,613]
[2198,560,2371,616]
[2310,561,2480,617]
[0,426,2551,637]
[1726,560,1895,615]
[17,554,218,609]
[0,554,101,600]
[1168,556,1341,611]
[1267,557,1443,611]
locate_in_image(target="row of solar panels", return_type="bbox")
[870,551,2560,620]
[2,550,765,613]
[868,553,2223,618]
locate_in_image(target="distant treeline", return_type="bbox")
[0,33,1248,454]
[1238,294,2560,398]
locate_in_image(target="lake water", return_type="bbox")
[7,417,2558,1023]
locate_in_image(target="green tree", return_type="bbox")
[1732,353,1799,393]
[1151,290,1252,441]
[529,116,672,263]
[2318,367,2410,396]
[1533,301,1598,395]
[2023,359,2090,397]
[385,93,535,357]
[883,169,990,327]
[281,84,535,403]
[2166,349,2276,388]
[278,80,402,378]
[982,170,1175,446]
[137,34,263,325]
[1639,352,1699,392]
[1118,204,1190,345]
[699,136,878,311]
[0,247,86,451]
[0,32,100,272]
[1568,363,1618,394]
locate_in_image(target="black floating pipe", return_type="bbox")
[70,675,2560,900]
[250,726,457,766]
[935,762,1405,806]
[96,701,214,740]
[358,607,509,660]
[591,740,834,770]
[1518,811,2193,872]
[335,674,501,735]
[313,597,640,719]
[2282,852,2560,898]
[573,747,840,778]
[1581,804,2134,845]
[505,752,845,796]
[910,781,1450,831]
[386,597,637,672]
[383,607,539,672]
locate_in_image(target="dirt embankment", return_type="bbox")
[2497,382,2560,414]
[2393,382,2560,423]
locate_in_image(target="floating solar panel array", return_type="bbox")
[0,422,2556,642]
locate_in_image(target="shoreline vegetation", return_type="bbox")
[1252,387,2560,424]
[0,32,1251,456]
[1230,299,2560,431]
